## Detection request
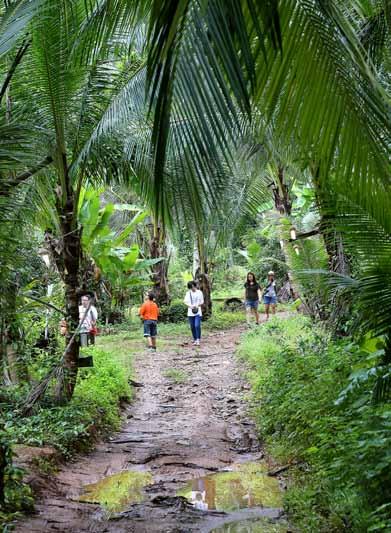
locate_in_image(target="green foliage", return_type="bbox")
[4,347,131,457]
[79,188,154,287]
[239,231,288,285]
[159,300,188,323]
[212,264,248,299]
[205,309,244,330]
[0,440,34,528]
[286,236,329,319]
[238,316,391,532]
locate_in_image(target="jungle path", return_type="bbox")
[16,323,286,532]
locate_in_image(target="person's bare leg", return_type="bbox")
[271,304,276,315]
[151,336,156,348]
[265,304,270,320]
[246,307,252,325]
[147,336,153,348]
[255,309,260,324]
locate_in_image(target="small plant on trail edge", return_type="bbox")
[0,439,34,529]
[163,368,188,384]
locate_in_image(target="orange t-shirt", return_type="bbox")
[139,300,159,321]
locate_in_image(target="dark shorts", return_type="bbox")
[144,319,157,337]
[245,299,259,310]
[264,295,277,305]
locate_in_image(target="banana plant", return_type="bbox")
[78,188,162,293]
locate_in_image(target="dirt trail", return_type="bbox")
[16,325,285,532]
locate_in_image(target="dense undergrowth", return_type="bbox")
[238,316,391,532]
[4,347,131,456]
[1,339,133,527]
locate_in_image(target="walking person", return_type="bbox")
[184,281,204,346]
[263,270,277,320]
[139,292,159,351]
[244,272,262,325]
[79,294,98,347]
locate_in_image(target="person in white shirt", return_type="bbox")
[184,281,204,346]
[79,295,98,347]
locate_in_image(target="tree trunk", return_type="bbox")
[196,269,212,319]
[0,440,7,506]
[272,166,292,215]
[311,165,350,276]
[2,283,29,385]
[57,219,81,403]
[149,223,170,306]
[195,234,212,318]
[47,192,81,404]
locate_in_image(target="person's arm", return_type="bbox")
[184,291,192,308]
[257,285,263,300]
[91,306,98,326]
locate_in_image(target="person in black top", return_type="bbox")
[244,272,262,325]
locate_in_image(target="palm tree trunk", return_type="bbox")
[195,234,212,318]
[311,165,350,275]
[2,284,29,385]
[149,222,170,306]
[47,191,81,403]
[0,441,7,506]
[57,204,81,403]
[272,166,292,215]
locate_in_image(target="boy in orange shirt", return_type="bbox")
[139,292,159,351]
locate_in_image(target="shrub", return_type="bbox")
[238,316,391,532]
[4,347,131,457]
[205,309,244,330]
[159,300,187,323]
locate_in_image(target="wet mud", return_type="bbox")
[16,325,287,532]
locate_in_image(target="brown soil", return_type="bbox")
[15,323,285,532]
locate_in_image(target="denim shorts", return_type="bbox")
[245,299,259,309]
[263,295,277,305]
[143,319,157,337]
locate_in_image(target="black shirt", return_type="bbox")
[244,282,260,301]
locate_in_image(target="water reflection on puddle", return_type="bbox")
[178,462,282,512]
[79,470,152,513]
[211,518,289,532]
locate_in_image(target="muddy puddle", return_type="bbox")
[78,470,152,513]
[210,517,289,532]
[178,462,282,512]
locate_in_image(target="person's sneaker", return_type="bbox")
[195,340,200,346]
[148,346,153,351]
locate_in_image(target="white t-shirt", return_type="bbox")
[79,305,98,332]
[184,289,204,317]
[264,280,277,298]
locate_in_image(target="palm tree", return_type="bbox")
[2,0,391,400]
[148,1,389,189]
[0,0,152,402]
[145,0,391,326]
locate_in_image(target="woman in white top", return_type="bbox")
[79,294,98,346]
[184,281,204,346]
